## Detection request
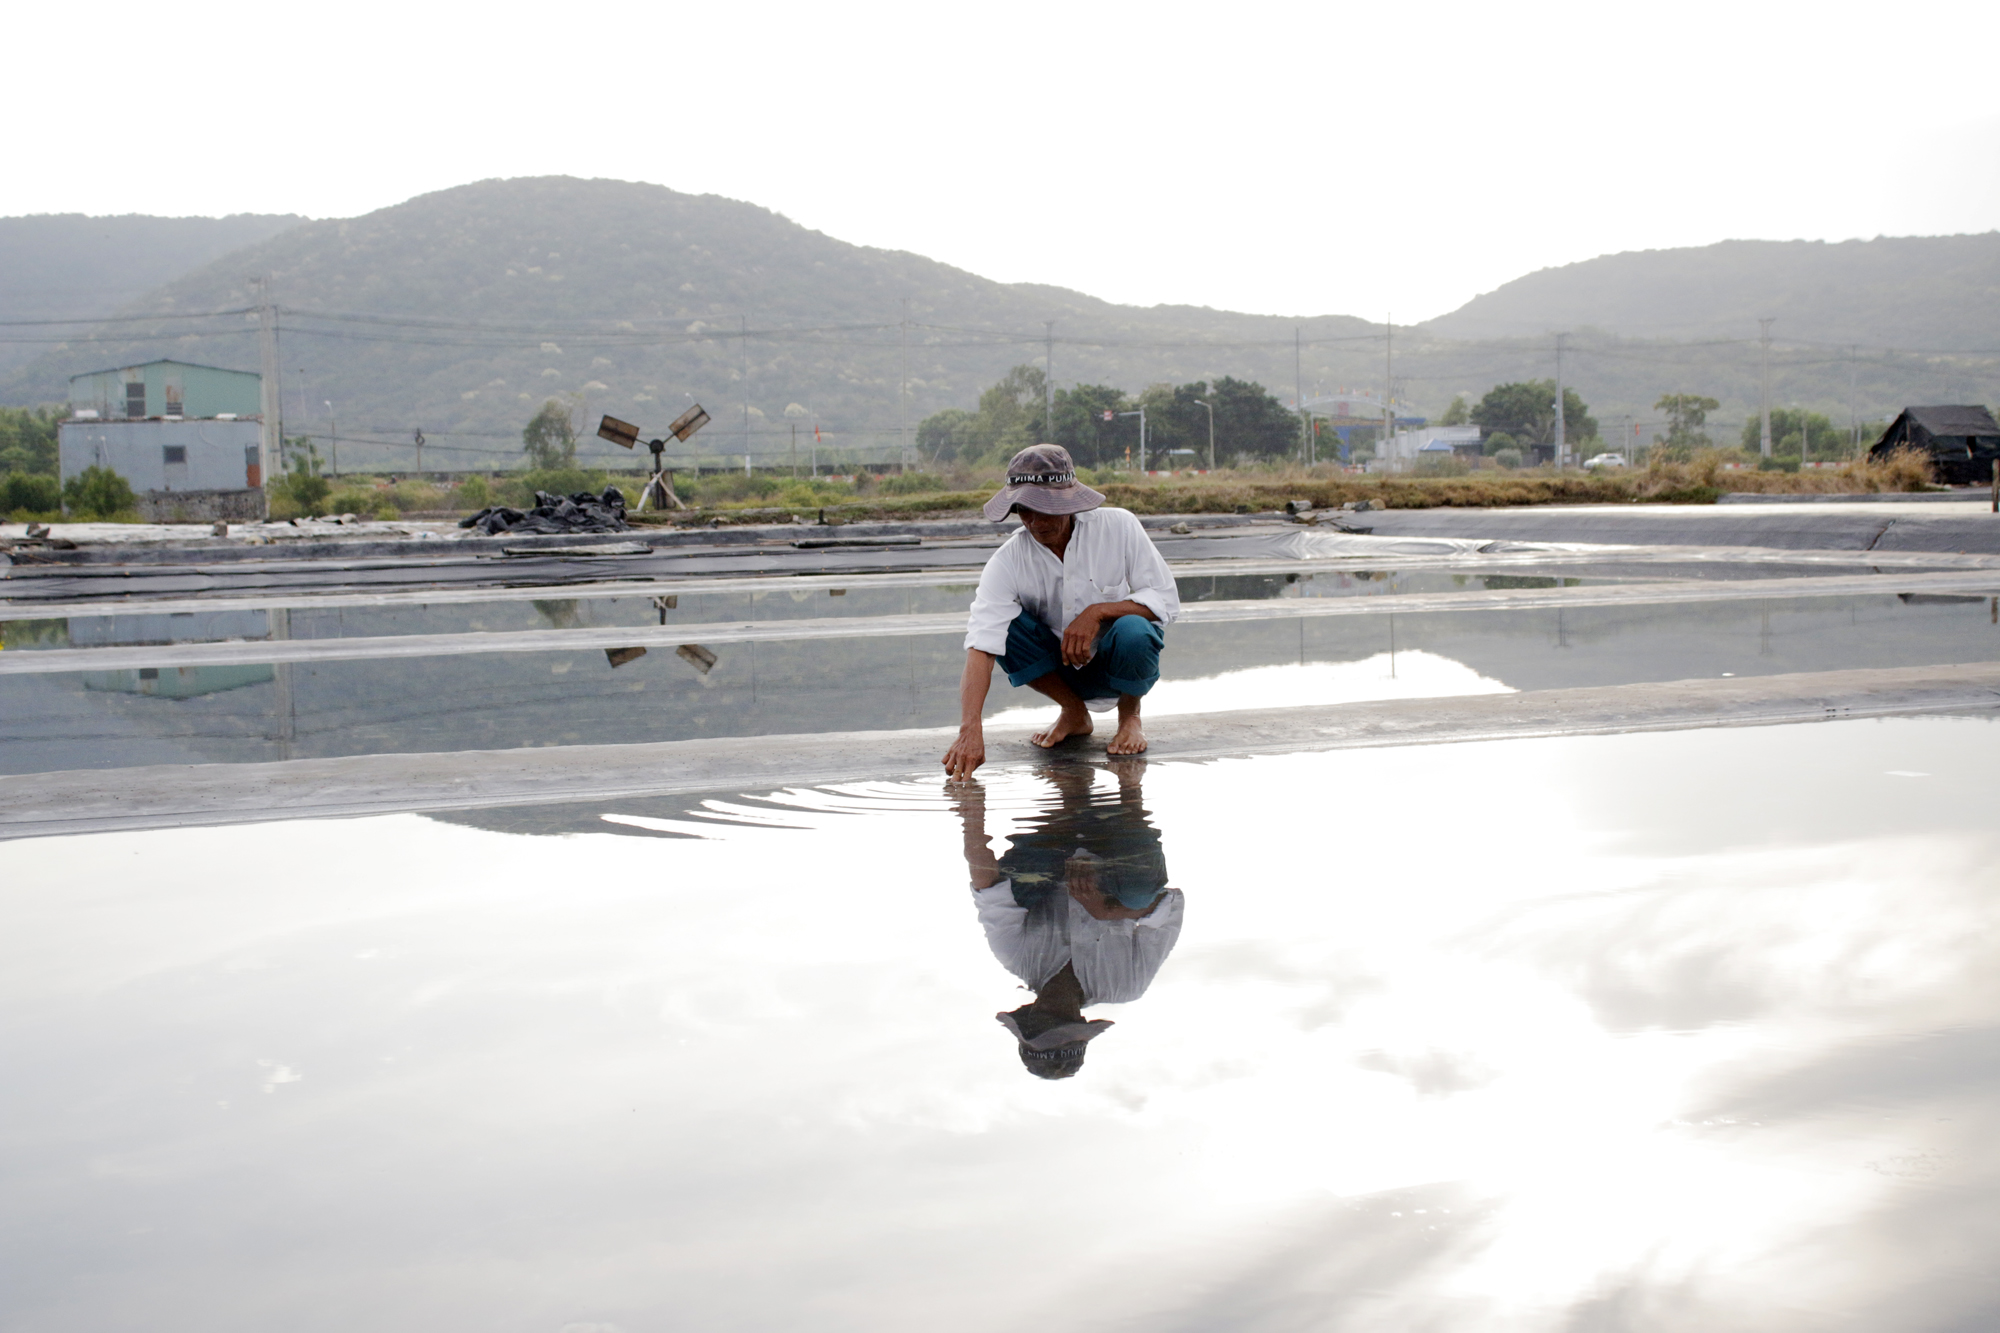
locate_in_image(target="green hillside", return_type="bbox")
[1423,234,2000,348]
[0,212,305,376]
[3,179,1994,471]
[0,178,1382,472]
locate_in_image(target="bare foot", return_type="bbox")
[1107,716,1147,755]
[1031,705,1094,749]
[1108,696,1147,755]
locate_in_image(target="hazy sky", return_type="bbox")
[7,0,1996,321]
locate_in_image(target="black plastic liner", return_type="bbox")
[461,488,631,536]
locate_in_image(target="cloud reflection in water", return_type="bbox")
[1,716,1998,1329]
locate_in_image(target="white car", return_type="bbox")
[1583,452,1628,469]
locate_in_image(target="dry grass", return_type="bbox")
[646,449,1942,524]
[1635,448,1935,497]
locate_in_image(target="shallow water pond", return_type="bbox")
[3,591,1998,774]
[4,716,1999,1330]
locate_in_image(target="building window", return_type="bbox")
[126,383,147,418]
[163,445,187,465]
[164,385,184,416]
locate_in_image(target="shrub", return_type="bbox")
[381,481,444,511]
[684,472,780,506]
[268,470,332,519]
[61,465,138,520]
[2,471,61,516]
[326,487,395,518]
[455,476,492,510]
[878,471,946,496]
[1413,455,1470,478]
[496,467,614,508]
[1492,447,1523,470]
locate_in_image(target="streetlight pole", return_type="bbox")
[1193,398,1215,471]
[1552,332,1567,469]
[1117,408,1147,472]
[323,399,337,478]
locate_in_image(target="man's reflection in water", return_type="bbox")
[953,759,1184,1079]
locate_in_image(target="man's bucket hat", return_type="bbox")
[982,444,1106,523]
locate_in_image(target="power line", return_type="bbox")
[7,302,2000,363]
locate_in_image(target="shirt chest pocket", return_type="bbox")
[1070,574,1130,609]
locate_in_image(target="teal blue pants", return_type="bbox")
[996,610,1163,699]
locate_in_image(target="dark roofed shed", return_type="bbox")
[1869,405,2000,483]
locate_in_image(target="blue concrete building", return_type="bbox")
[59,359,267,520]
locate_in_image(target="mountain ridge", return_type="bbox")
[1,179,1993,469]
[1421,233,2000,348]
[0,212,306,377]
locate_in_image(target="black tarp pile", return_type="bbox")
[460,488,632,536]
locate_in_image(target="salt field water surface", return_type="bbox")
[5,586,1998,773]
[5,717,2000,1330]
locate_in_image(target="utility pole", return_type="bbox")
[1295,327,1307,463]
[1383,315,1394,468]
[742,314,751,476]
[1553,332,1567,468]
[254,278,279,497]
[324,400,337,478]
[791,421,798,478]
[1758,317,1775,458]
[1194,398,1215,470]
[899,298,910,472]
[1849,344,1860,455]
[1044,320,1055,443]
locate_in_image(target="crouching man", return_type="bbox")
[942,445,1180,778]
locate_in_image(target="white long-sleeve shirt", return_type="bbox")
[961,507,1181,656]
[973,882,1186,1005]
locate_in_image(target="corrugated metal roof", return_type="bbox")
[68,357,258,383]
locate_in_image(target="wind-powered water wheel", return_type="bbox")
[598,405,710,511]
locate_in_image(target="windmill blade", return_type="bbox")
[597,415,640,450]
[667,404,711,442]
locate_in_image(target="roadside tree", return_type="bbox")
[1205,376,1302,461]
[522,398,579,469]
[1048,383,1130,467]
[917,365,1047,466]
[0,406,61,476]
[929,370,1299,471]
[1471,381,1596,448]
[1739,407,1843,459]
[1654,394,1720,452]
[917,407,983,464]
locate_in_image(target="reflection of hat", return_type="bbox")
[997,1011,1114,1050]
[982,444,1106,522]
[997,1010,1115,1081]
